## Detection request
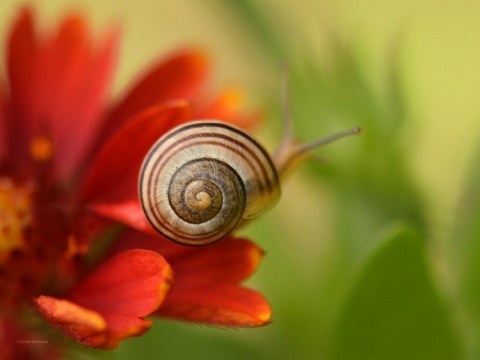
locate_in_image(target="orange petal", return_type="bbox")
[35,296,110,348]
[98,49,209,144]
[80,102,191,203]
[194,87,262,131]
[35,249,173,349]
[157,284,272,327]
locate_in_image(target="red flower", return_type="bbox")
[0,7,270,357]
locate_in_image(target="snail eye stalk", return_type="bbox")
[273,63,361,177]
[139,65,361,247]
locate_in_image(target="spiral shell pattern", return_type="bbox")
[139,121,280,246]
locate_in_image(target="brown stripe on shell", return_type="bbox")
[139,121,280,246]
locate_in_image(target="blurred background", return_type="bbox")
[1,1,480,359]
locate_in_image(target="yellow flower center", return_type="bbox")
[0,178,32,263]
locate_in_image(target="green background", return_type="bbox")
[2,1,480,359]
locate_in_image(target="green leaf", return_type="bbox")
[451,139,480,359]
[328,225,462,360]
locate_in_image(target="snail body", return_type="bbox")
[140,69,360,247]
[139,121,280,246]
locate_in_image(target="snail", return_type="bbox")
[139,73,361,246]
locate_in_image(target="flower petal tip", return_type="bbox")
[174,47,209,69]
[34,250,173,349]
[157,284,272,328]
[34,296,109,348]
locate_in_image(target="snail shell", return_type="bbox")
[139,121,280,246]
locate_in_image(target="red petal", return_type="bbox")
[105,230,270,326]
[35,249,173,349]
[168,238,264,288]
[71,211,115,254]
[52,21,119,180]
[0,88,7,163]
[7,7,36,171]
[157,284,272,327]
[110,227,193,259]
[194,87,261,131]
[68,249,173,322]
[7,8,118,179]
[80,102,191,203]
[91,200,158,235]
[7,7,35,98]
[109,229,264,284]
[98,50,209,145]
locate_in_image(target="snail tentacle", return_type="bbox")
[273,64,361,177]
[139,67,361,247]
